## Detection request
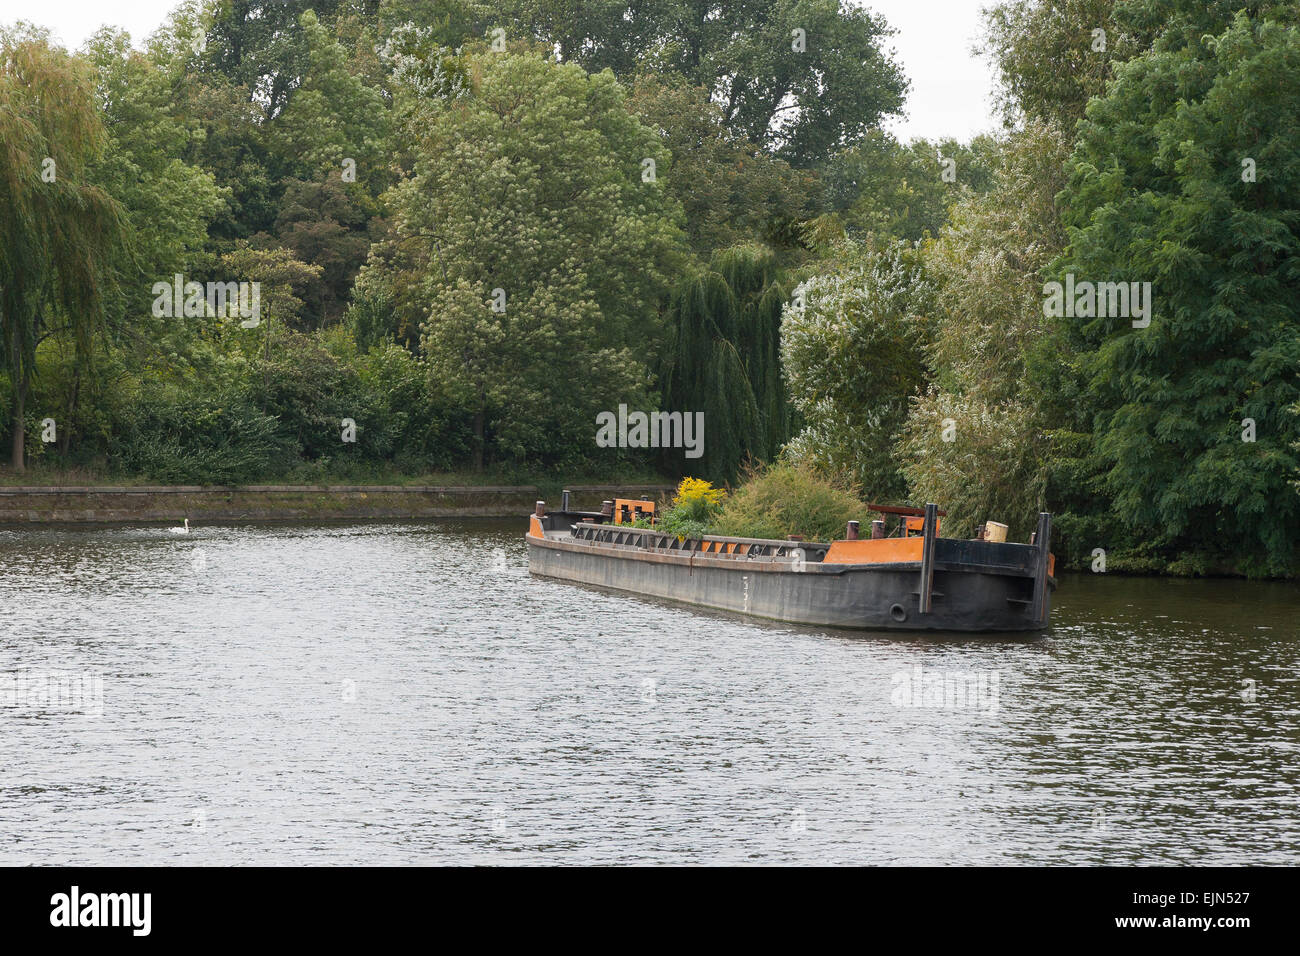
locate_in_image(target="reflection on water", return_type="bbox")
[0,519,1296,865]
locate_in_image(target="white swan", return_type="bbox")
[169,518,190,535]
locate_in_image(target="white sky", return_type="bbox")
[0,0,1001,143]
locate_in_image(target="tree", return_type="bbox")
[823,131,999,243]
[783,240,935,500]
[273,175,375,325]
[80,27,227,381]
[200,0,347,121]
[661,244,791,483]
[220,243,323,333]
[369,51,686,469]
[981,0,1125,131]
[0,30,123,470]
[376,0,488,49]
[149,1,367,246]
[268,9,392,198]
[147,6,280,247]
[1056,5,1300,574]
[626,73,817,255]
[896,123,1070,539]
[505,0,909,168]
[84,28,226,296]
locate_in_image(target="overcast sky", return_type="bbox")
[0,0,1002,143]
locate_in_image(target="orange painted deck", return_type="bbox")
[824,538,924,564]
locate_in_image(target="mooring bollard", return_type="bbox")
[561,489,571,512]
[846,520,860,540]
[871,520,885,539]
[601,500,614,518]
[535,500,545,517]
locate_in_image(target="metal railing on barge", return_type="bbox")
[568,522,830,561]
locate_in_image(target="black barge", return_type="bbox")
[527,498,1057,632]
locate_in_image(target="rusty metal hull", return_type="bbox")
[527,533,1054,632]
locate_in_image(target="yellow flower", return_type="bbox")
[672,477,725,510]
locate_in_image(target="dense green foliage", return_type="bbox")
[1,0,1295,576]
[981,0,1122,131]
[1054,5,1300,575]
[626,74,816,253]
[0,29,124,470]
[505,0,909,168]
[784,0,1299,575]
[364,50,683,469]
[896,121,1069,540]
[823,131,999,242]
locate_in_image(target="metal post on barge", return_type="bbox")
[1031,512,1052,624]
[918,503,938,614]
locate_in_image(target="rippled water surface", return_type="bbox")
[1,519,1296,865]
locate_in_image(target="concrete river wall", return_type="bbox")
[0,484,674,523]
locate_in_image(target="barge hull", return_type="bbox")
[527,535,1052,632]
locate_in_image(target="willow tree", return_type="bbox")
[715,245,791,461]
[661,244,791,483]
[0,32,122,470]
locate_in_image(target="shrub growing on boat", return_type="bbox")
[656,477,727,539]
[712,462,869,542]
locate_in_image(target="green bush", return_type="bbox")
[353,342,472,470]
[712,462,869,542]
[109,389,295,484]
[248,332,360,462]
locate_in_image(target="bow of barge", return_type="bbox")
[526,498,1056,632]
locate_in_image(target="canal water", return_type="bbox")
[1,519,1296,865]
